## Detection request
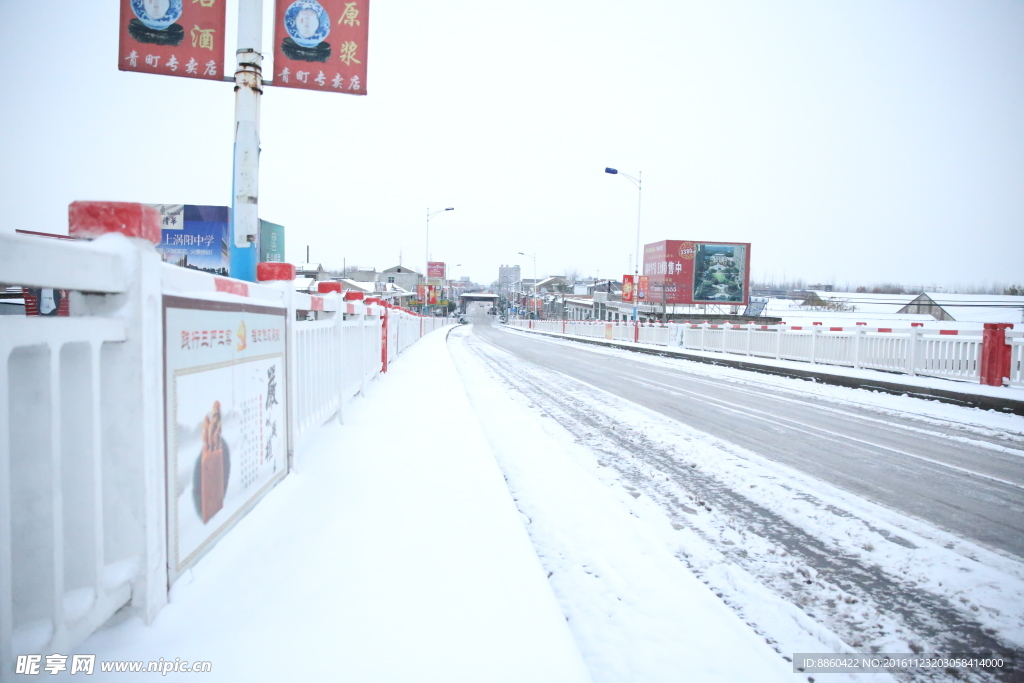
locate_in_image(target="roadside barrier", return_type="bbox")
[0,227,453,672]
[505,319,1022,388]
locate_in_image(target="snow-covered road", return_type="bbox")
[452,320,1024,682]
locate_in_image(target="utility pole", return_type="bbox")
[229,0,264,282]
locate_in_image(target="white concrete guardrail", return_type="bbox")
[0,229,454,676]
[506,319,1022,388]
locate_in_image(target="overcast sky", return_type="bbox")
[1,0,1021,289]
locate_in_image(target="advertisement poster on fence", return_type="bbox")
[118,0,227,81]
[621,274,635,303]
[271,0,370,95]
[163,296,288,580]
[643,240,750,306]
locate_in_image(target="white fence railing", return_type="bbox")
[505,319,1018,386]
[0,231,454,674]
[1009,331,1024,388]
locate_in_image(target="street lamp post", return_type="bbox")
[604,167,642,342]
[518,251,536,319]
[425,206,454,315]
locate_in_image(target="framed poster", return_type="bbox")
[163,296,288,581]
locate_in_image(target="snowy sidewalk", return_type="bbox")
[57,328,590,682]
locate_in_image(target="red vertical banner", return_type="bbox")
[417,284,426,302]
[637,276,649,300]
[621,275,635,303]
[272,0,370,94]
[118,0,227,81]
[428,286,438,305]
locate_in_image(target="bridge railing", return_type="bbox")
[0,230,453,673]
[504,318,1016,387]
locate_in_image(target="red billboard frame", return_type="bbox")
[642,240,751,306]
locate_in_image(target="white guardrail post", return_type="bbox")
[0,223,168,675]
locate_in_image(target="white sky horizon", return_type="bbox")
[1,0,1021,291]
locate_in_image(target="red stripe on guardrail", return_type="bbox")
[215,278,249,297]
[830,327,843,331]
[878,328,892,333]
[939,329,959,335]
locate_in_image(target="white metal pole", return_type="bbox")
[230,0,264,282]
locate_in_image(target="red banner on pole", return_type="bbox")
[637,276,649,300]
[427,262,446,279]
[621,274,635,303]
[271,0,370,95]
[417,284,425,302]
[428,286,438,305]
[118,0,227,81]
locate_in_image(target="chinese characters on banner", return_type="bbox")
[272,0,369,95]
[642,240,751,305]
[637,275,649,300]
[118,0,226,80]
[427,261,446,279]
[163,296,288,581]
[428,286,438,305]
[621,274,635,303]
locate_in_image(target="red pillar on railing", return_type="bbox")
[256,262,296,281]
[980,323,1014,386]
[68,201,162,243]
[317,281,342,294]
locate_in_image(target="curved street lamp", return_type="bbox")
[605,167,642,340]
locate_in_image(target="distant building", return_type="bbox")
[379,265,422,293]
[498,264,521,294]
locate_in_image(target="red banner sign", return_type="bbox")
[642,240,751,306]
[428,286,438,305]
[621,275,635,303]
[272,0,369,95]
[118,0,227,81]
[427,262,446,279]
[637,276,649,300]
[417,284,425,301]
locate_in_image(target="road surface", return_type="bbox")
[456,318,1024,682]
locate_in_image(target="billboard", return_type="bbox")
[118,0,227,81]
[643,240,750,306]
[260,219,286,263]
[163,296,288,580]
[271,0,369,95]
[621,275,635,303]
[427,262,446,279]
[153,205,230,275]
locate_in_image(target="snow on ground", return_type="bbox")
[52,328,590,682]
[451,324,1024,681]
[449,326,911,683]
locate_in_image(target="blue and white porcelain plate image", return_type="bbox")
[284,0,331,48]
[130,0,183,31]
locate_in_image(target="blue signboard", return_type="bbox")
[153,204,229,276]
